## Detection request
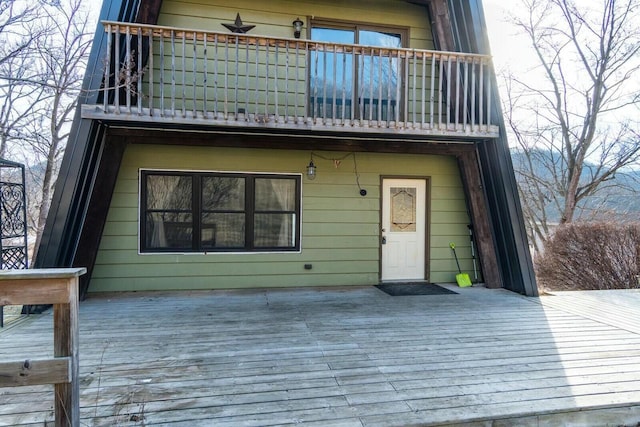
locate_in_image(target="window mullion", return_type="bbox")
[246,176,254,250]
[193,174,201,251]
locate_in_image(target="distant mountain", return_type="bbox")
[510,150,640,222]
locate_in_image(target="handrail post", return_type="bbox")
[0,268,86,427]
[53,274,80,427]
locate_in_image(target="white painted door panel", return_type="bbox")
[381,179,426,281]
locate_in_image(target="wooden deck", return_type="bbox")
[2,285,640,426]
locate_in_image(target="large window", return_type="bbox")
[140,171,301,253]
[310,21,405,121]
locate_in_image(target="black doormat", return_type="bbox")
[375,282,458,296]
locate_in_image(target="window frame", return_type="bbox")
[309,19,409,120]
[139,169,302,254]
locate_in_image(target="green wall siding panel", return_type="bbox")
[90,144,474,292]
[159,0,434,50]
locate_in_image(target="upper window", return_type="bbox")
[310,21,405,121]
[140,171,301,253]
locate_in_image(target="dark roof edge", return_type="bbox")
[447,0,538,296]
[34,0,141,270]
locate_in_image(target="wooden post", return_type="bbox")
[0,268,86,427]
[457,151,503,288]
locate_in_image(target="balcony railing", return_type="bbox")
[81,22,499,138]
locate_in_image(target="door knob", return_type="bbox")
[381,236,387,244]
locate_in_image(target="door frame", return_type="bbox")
[379,175,431,282]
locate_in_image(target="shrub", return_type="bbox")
[535,222,640,291]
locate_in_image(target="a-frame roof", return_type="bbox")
[34,0,537,298]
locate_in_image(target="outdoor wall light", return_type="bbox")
[306,160,316,180]
[292,17,304,39]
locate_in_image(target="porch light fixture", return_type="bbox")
[292,17,304,39]
[306,160,316,180]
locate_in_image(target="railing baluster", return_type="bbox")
[214,34,218,117]
[159,30,164,117]
[438,54,444,130]
[471,57,476,130]
[395,50,401,125]
[284,41,289,121]
[412,50,417,128]
[332,44,337,123]
[479,58,484,130]
[265,41,269,117]
[275,42,279,121]
[170,30,176,118]
[446,55,451,130]
[294,42,300,120]
[255,41,259,117]
[455,57,460,130]
[137,26,143,115]
[302,42,311,123]
[181,31,186,118]
[368,47,374,123]
[313,45,318,122]
[463,59,468,132]
[486,59,491,130]
[322,44,327,123]
[404,50,409,126]
[387,53,392,127]
[245,38,249,120]
[126,25,132,114]
[377,49,382,126]
[421,52,426,129]
[351,46,356,121]
[148,28,153,116]
[359,51,364,123]
[235,35,239,119]
[203,32,208,118]
[430,52,435,129]
[192,31,197,118]
[224,37,229,119]
[114,25,120,114]
[104,24,111,113]
[341,47,347,123]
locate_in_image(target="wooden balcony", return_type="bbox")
[81,22,500,139]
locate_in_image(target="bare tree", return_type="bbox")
[24,0,93,260]
[502,0,640,246]
[0,0,43,157]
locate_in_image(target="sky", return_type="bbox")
[483,1,537,78]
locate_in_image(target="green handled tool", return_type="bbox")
[449,242,472,287]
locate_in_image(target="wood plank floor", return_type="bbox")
[2,285,640,426]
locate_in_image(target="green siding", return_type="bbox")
[90,145,477,292]
[159,0,434,50]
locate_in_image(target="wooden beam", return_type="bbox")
[106,127,476,157]
[0,358,71,387]
[426,0,455,51]
[73,136,127,299]
[457,150,503,288]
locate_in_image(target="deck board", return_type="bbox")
[2,286,640,426]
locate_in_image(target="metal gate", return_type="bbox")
[0,159,28,327]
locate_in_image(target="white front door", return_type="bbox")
[381,178,426,281]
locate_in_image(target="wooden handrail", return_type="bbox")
[0,268,86,427]
[100,20,491,61]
